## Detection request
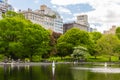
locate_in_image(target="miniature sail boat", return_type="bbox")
[104,62,107,67]
[52,61,55,67]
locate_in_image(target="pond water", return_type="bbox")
[0,63,120,80]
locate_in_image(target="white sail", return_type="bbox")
[52,61,55,67]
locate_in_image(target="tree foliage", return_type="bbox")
[89,32,102,57]
[90,32,102,43]
[57,28,92,57]
[97,34,120,61]
[0,17,50,61]
[116,27,120,39]
[2,11,25,19]
[72,46,89,60]
[21,24,50,61]
[57,42,73,57]
[58,28,91,46]
[49,32,62,56]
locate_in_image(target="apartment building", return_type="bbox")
[21,5,63,34]
[0,0,14,19]
[0,11,2,19]
[63,15,89,33]
[76,15,89,26]
[104,25,116,34]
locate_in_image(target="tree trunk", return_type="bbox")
[94,56,97,59]
[60,56,63,61]
[109,56,111,62]
[30,55,32,62]
[39,55,41,61]
[119,56,120,60]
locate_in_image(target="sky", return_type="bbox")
[8,0,120,33]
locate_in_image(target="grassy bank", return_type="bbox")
[47,56,120,62]
[87,56,120,62]
[0,54,120,62]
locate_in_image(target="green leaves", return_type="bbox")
[58,28,91,46]
[21,24,50,60]
[57,42,73,57]
[0,17,50,60]
[2,11,25,19]
[116,27,120,39]
[88,32,102,56]
[97,34,120,61]
[72,46,89,59]
[90,32,102,43]
[57,27,92,57]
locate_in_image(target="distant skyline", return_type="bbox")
[8,0,120,33]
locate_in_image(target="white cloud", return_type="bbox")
[14,7,18,12]
[8,0,12,4]
[53,5,57,8]
[34,0,39,4]
[57,6,72,14]
[64,17,76,22]
[51,0,120,33]
[51,0,89,5]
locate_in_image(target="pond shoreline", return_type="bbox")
[0,61,120,66]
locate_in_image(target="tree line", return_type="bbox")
[0,11,120,62]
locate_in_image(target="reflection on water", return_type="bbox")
[0,63,120,80]
[72,67,120,73]
[0,63,74,80]
[52,67,55,80]
[71,64,120,80]
[52,61,55,80]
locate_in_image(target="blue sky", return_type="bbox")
[8,0,120,32]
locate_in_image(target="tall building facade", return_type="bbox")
[63,15,89,33]
[21,5,63,34]
[76,15,89,26]
[0,11,2,19]
[0,0,14,19]
[104,25,116,34]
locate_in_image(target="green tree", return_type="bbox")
[57,28,92,57]
[0,17,26,59]
[21,24,50,61]
[116,27,120,39]
[0,17,50,61]
[49,31,62,56]
[90,32,102,43]
[114,44,120,60]
[71,46,89,61]
[89,32,102,58]
[97,34,120,61]
[57,42,73,58]
[2,11,25,19]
